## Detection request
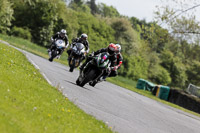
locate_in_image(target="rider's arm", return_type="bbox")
[51,34,57,42]
[65,35,69,48]
[85,41,90,53]
[114,53,123,70]
[72,38,79,43]
[117,61,123,68]
[52,33,59,40]
[94,48,107,55]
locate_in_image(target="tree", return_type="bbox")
[109,18,140,55]
[0,0,13,33]
[186,61,200,86]
[11,0,62,46]
[154,0,200,44]
[69,0,91,14]
[73,0,83,5]
[88,0,98,15]
[97,3,120,17]
[160,50,187,88]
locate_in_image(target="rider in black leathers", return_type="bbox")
[67,33,89,60]
[79,43,117,72]
[48,29,69,56]
[106,44,123,78]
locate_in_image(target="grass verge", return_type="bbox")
[0,42,113,133]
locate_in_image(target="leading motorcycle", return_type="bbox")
[49,39,65,62]
[76,52,111,87]
[68,43,86,72]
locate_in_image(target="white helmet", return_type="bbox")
[115,44,121,53]
[60,29,67,34]
[60,29,67,37]
[80,33,88,40]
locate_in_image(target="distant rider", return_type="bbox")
[107,44,123,78]
[48,29,69,57]
[67,33,89,60]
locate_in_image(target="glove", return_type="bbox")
[106,67,112,73]
[112,66,118,71]
[89,52,94,57]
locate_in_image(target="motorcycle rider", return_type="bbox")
[106,44,123,78]
[79,43,117,72]
[67,33,89,60]
[48,29,69,58]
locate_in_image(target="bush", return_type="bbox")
[11,26,32,40]
[150,65,171,85]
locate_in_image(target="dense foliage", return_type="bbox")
[0,0,13,33]
[1,0,200,89]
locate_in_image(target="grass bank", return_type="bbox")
[0,42,113,133]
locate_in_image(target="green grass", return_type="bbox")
[0,42,113,133]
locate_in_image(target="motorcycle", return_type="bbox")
[48,39,65,62]
[68,43,86,72]
[76,52,111,87]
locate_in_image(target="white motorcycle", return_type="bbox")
[49,39,65,62]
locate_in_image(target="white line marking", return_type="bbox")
[42,73,53,86]
[26,55,40,70]
[25,54,53,86]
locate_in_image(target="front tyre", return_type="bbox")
[69,67,74,72]
[49,50,57,62]
[69,57,75,72]
[76,78,80,85]
[79,69,96,87]
[49,57,53,62]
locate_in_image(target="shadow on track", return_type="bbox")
[64,80,91,91]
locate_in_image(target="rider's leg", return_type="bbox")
[108,70,118,77]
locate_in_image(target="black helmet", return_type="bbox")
[80,33,88,41]
[60,29,67,37]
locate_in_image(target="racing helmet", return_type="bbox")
[80,33,88,41]
[115,44,121,53]
[108,43,116,55]
[60,29,67,37]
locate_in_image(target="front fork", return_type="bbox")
[82,61,103,82]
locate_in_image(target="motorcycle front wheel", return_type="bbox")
[69,58,75,72]
[78,69,96,87]
[49,50,57,62]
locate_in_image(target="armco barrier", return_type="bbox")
[168,89,200,114]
